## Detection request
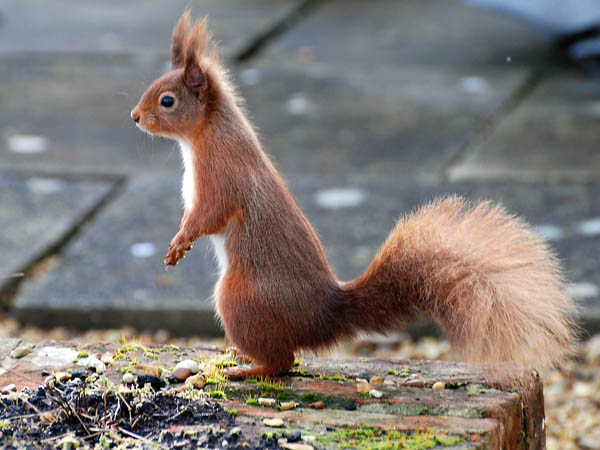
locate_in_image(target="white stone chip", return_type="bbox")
[460,76,487,94]
[565,282,599,300]
[576,218,600,236]
[30,347,79,368]
[314,187,366,209]
[130,242,157,258]
[369,389,383,398]
[7,135,48,154]
[532,224,564,241]
[285,93,310,116]
[26,178,65,195]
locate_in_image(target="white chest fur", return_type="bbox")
[210,234,229,276]
[177,140,229,278]
[178,140,196,211]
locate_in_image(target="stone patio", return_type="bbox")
[1,0,599,337]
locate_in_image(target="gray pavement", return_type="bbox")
[1,0,599,336]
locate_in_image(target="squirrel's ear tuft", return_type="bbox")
[183,17,212,96]
[171,10,191,69]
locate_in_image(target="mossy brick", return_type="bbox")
[0,340,545,449]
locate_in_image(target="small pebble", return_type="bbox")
[122,373,135,384]
[369,376,384,384]
[356,382,372,393]
[280,401,296,410]
[309,400,325,409]
[369,389,383,398]
[175,359,200,374]
[131,364,162,377]
[356,378,368,383]
[10,344,35,358]
[281,444,314,450]
[432,381,446,390]
[403,374,425,387]
[344,403,357,411]
[41,369,50,376]
[263,418,284,427]
[383,378,395,386]
[1,384,16,394]
[258,397,276,407]
[101,352,113,365]
[172,367,192,381]
[185,373,206,389]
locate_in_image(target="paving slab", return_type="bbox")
[0,172,117,304]
[238,61,528,178]
[0,0,300,57]
[448,72,600,182]
[0,54,179,175]
[0,55,527,179]
[12,175,600,334]
[0,340,546,449]
[260,0,548,67]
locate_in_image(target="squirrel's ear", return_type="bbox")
[184,62,207,97]
[183,18,209,97]
[171,11,190,69]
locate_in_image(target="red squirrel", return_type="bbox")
[131,12,576,379]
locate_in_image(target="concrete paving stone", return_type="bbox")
[260,0,549,68]
[238,61,528,178]
[12,174,600,334]
[448,72,600,182]
[0,172,117,302]
[0,340,545,449]
[0,54,527,178]
[0,0,300,57]
[0,54,180,175]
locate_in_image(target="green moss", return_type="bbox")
[246,398,260,406]
[276,392,292,401]
[208,390,226,399]
[228,409,238,416]
[288,369,309,377]
[300,392,321,403]
[214,360,238,368]
[77,350,90,358]
[317,426,463,449]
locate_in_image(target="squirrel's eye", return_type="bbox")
[160,95,175,108]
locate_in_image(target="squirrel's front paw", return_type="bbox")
[164,234,193,267]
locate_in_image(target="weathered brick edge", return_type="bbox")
[0,339,545,449]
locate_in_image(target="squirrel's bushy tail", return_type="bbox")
[342,196,576,368]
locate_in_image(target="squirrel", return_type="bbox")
[130,12,576,380]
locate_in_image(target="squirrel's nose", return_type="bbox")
[131,109,140,123]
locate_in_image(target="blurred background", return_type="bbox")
[0,1,599,447]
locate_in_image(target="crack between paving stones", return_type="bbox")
[441,69,545,181]
[0,175,127,310]
[234,0,321,62]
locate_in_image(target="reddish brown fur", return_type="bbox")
[131,13,576,379]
